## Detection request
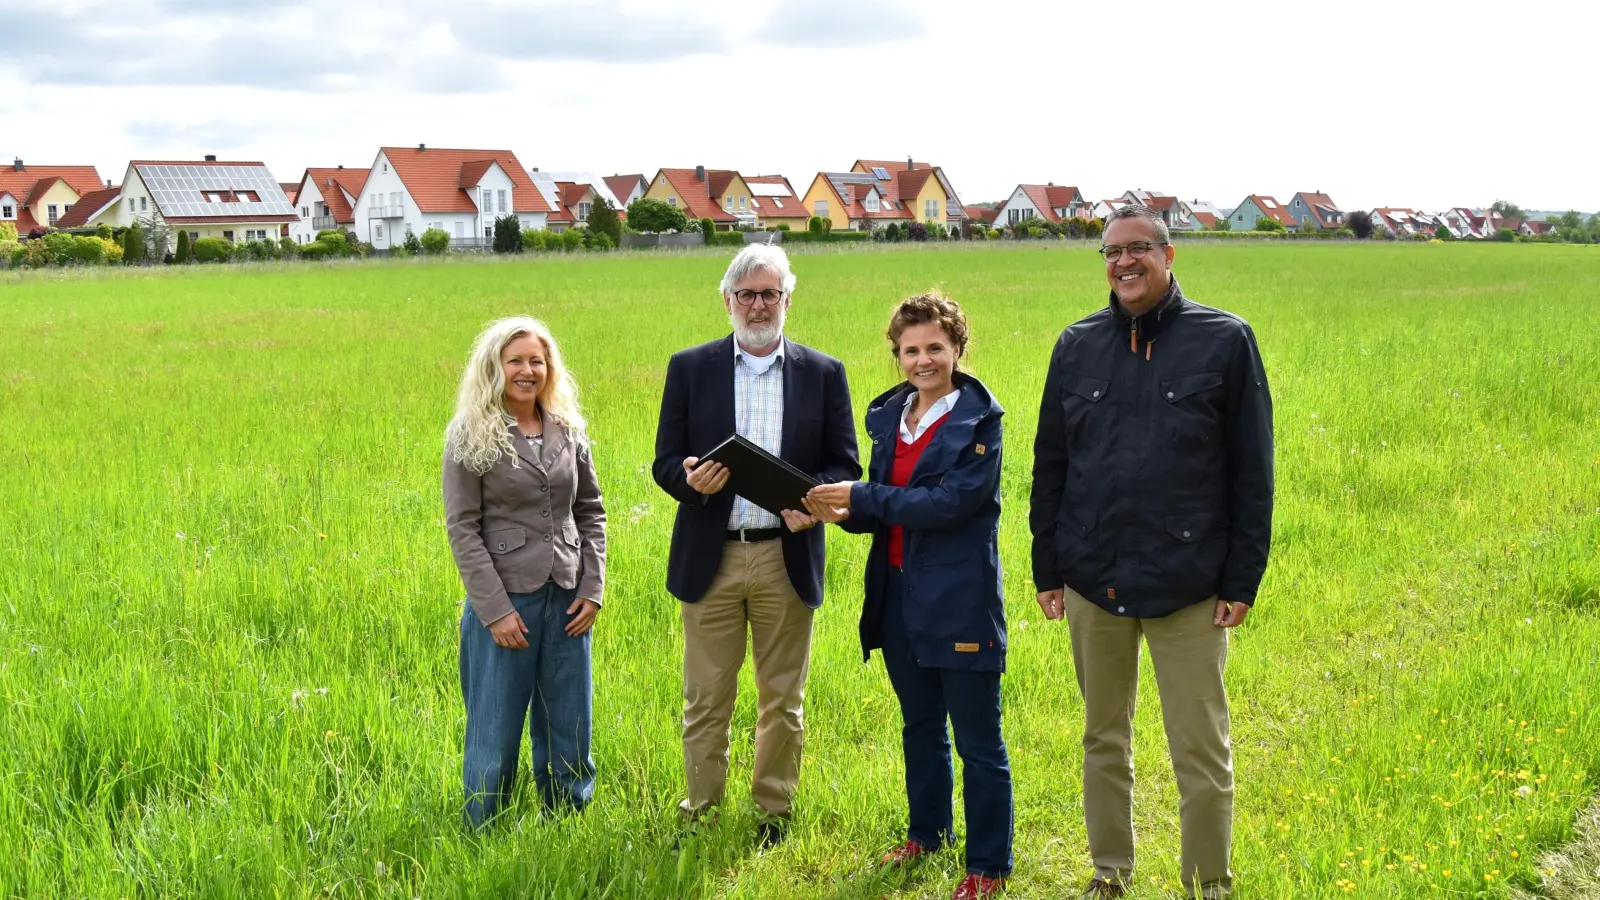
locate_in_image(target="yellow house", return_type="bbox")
[643,167,743,230]
[0,159,105,233]
[799,159,968,232]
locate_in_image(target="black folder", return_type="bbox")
[701,433,819,518]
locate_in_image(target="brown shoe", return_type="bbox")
[880,839,933,868]
[1080,877,1127,898]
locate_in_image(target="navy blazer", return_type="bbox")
[840,373,1007,671]
[653,335,860,608]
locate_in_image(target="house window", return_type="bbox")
[577,202,591,221]
[659,175,667,185]
[725,197,733,211]
[189,232,199,242]
[773,198,784,208]
[375,224,383,239]
[454,221,463,237]
[301,206,310,217]
[926,199,938,219]
[484,225,492,239]
[1,205,11,218]
[815,199,828,218]
[222,230,234,241]
[483,189,493,211]
[866,195,879,212]
[497,189,507,213]
[47,204,58,225]
[667,197,677,207]
[432,222,442,232]
[390,191,400,211]
[140,197,147,211]
[382,163,388,174]
[405,223,413,236]
[738,196,746,210]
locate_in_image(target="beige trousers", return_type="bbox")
[679,540,815,820]
[1064,588,1234,899]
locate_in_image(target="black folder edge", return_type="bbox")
[701,434,819,517]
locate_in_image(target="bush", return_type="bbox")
[561,228,584,252]
[700,217,716,238]
[1346,210,1373,239]
[587,197,622,248]
[2,242,21,268]
[493,214,521,253]
[175,230,192,263]
[1253,216,1286,233]
[1409,232,1430,242]
[1435,225,1455,241]
[626,198,688,233]
[67,235,105,264]
[884,222,902,242]
[776,223,791,231]
[122,224,145,265]
[522,229,547,251]
[1495,228,1516,243]
[0,222,17,242]
[707,231,745,247]
[587,231,615,251]
[192,237,230,262]
[925,222,949,240]
[421,227,451,254]
[905,221,928,242]
[42,232,76,265]
[779,231,870,244]
[808,216,825,236]
[968,225,987,241]
[1298,218,1319,234]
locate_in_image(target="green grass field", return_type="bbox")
[2,243,1597,899]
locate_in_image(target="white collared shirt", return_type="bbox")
[729,338,786,530]
[900,387,961,444]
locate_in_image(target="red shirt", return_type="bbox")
[887,416,946,568]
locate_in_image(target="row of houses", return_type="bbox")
[0,150,1557,252]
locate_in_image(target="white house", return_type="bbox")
[350,145,551,250]
[105,157,296,249]
[603,174,647,209]
[529,170,625,231]
[288,166,369,244]
[992,184,1092,226]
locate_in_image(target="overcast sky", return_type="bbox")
[4,0,1594,213]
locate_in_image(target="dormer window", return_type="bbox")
[866,195,879,212]
[577,201,592,221]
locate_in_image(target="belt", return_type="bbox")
[726,527,783,543]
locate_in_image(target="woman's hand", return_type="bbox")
[566,598,600,636]
[807,481,854,510]
[801,494,850,524]
[489,610,530,649]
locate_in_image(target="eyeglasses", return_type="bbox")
[1098,241,1168,263]
[731,288,788,307]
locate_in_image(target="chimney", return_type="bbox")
[106,179,112,188]
[204,154,216,162]
[12,158,22,171]
[337,164,344,169]
[418,143,426,151]
[907,156,914,169]
[695,165,706,181]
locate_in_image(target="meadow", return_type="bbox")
[1,242,1597,899]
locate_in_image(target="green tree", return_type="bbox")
[493,214,522,253]
[174,230,191,263]
[1254,215,1285,233]
[700,216,716,238]
[626,198,688,233]
[1346,210,1373,239]
[420,227,451,255]
[560,228,584,251]
[122,223,146,265]
[1489,199,1525,220]
[586,197,622,249]
[1298,218,1319,234]
[808,216,824,235]
[1434,223,1455,241]
[1495,227,1516,242]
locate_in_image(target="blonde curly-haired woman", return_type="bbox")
[442,316,607,828]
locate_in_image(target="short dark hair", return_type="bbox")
[887,292,970,366]
[1105,204,1171,243]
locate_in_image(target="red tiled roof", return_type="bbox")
[1244,195,1296,226]
[279,182,299,201]
[965,205,999,225]
[24,176,68,207]
[604,175,643,205]
[381,147,551,215]
[1145,196,1178,212]
[53,186,121,229]
[300,167,369,224]
[16,210,42,234]
[1018,185,1062,223]
[656,168,737,222]
[1294,192,1340,229]
[0,164,105,209]
[1192,211,1219,229]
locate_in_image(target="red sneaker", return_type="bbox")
[880,839,932,867]
[952,873,1006,899]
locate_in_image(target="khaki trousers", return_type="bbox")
[679,540,815,819]
[1064,588,1234,899]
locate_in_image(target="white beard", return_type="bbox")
[731,305,786,348]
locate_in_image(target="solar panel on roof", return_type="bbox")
[137,163,294,218]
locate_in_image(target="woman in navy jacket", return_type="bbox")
[806,293,1012,900]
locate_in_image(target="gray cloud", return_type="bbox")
[757,0,925,47]
[451,3,727,62]
[123,119,269,151]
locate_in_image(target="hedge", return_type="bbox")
[781,231,870,243]
[706,231,746,247]
[1171,231,1357,241]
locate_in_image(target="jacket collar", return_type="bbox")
[508,405,567,474]
[865,372,1000,481]
[1109,273,1185,346]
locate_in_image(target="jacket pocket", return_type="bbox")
[1060,375,1109,446]
[1157,512,1228,589]
[484,527,526,555]
[1158,370,1225,448]
[1055,505,1099,580]
[561,519,581,547]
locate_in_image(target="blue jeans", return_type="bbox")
[460,582,594,828]
[881,566,1014,878]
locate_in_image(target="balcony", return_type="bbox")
[367,205,403,219]
[449,237,489,250]
[311,215,336,231]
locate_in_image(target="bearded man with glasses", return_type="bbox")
[653,244,861,847]
[1029,205,1274,899]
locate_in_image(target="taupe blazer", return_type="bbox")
[443,417,607,625]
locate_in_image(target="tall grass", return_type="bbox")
[1,243,1597,898]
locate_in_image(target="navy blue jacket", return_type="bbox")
[840,373,1007,672]
[653,336,860,609]
[1030,276,1274,618]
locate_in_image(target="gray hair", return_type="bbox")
[720,244,797,296]
[1106,204,1171,244]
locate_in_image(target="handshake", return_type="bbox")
[682,456,853,532]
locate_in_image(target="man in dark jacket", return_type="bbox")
[653,245,860,847]
[1030,205,1273,900]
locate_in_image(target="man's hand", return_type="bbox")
[780,509,817,532]
[801,495,850,524]
[489,610,529,649]
[683,457,730,495]
[806,482,854,509]
[1214,600,1249,628]
[566,598,600,636]
[1036,589,1065,621]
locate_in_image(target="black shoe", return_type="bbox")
[757,820,787,849]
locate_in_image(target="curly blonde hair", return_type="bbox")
[445,316,587,474]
